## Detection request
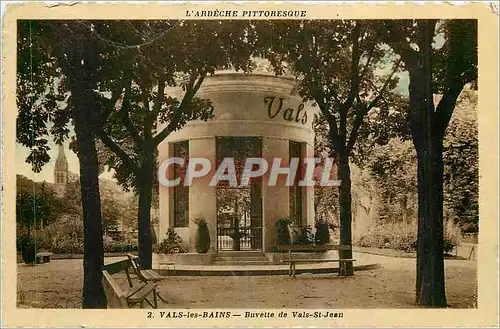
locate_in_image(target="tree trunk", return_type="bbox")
[73,97,106,309]
[51,22,106,308]
[414,136,446,307]
[409,21,447,307]
[137,144,154,269]
[336,150,354,276]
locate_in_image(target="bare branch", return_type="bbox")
[153,70,207,146]
[381,21,419,71]
[98,130,139,175]
[344,21,363,112]
[100,79,130,124]
[359,41,377,82]
[328,89,343,111]
[143,75,166,140]
[120,78,143,147]
[366,58,402,111]
[346,58,402,152]
[142,90,151,113]
[150,75,167,118]
[434,82,465,138]
[311,86,340,142]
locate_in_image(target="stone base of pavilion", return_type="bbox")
[155,262,381,276]
[153,250,339,266]
[153,251,381,276]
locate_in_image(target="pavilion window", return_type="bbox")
[289,141,304,227]
[173,141,189,228]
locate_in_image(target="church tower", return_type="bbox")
[54,143,68,197]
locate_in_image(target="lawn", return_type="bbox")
[17,252,477,309]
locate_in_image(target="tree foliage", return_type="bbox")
[92,20,256,190]
[17,20,109,308]
[16,192,53,235]
[84,20,258,268]
[255,20,402,275]
[381,19,477,307]
[367,138,418,223]
[16,21,68,172]
[354,88,477,233]
[17,20,261,269]
[443,89,478,232]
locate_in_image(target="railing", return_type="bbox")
[217,226,262,251]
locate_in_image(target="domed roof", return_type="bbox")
[54,143,68,171]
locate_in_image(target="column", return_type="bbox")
[262,138,290,252]
[189,138,217,253]
[157,141,173,243]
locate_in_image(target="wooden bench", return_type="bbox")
[36,252,53,264]
[102,259,158,309]
[277,244,355,278]
[127,254,168,303]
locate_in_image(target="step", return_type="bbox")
[217,251,265,257]
[215,256,269,262]
[212,261,271,266]
[214,259,270,264]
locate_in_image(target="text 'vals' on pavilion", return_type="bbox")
[157,73,319,257]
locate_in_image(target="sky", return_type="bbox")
[16,139,116,183]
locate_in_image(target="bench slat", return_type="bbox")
[124,283,147,297]
[103,259,132,275]
[102,270,129,308]
[103,260,158,309]
[141,270,166,281]
[127,283,158,304]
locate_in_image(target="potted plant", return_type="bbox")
[193,216,210,253]
[314,222,330,245]
[20,237,37,264]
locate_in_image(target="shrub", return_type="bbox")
[355,219,462,254]
[36,215,139,254]
[153,228,185,254]
[291,225,314,246]
[38,215,84,253]
[443,219,462,254]
[355,222,417,252]
[314,222,330,245]
[52,239,84,254]
[103,239,138,253]
[443,239,455,254]
[275,217,291,245]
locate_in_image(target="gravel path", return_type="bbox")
[17,253,477,309]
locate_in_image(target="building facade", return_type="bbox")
[157,73,317,254]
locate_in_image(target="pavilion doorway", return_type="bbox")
[216,137,263,252]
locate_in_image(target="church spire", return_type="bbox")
[55,143,68,171]
[54,142,68,196]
